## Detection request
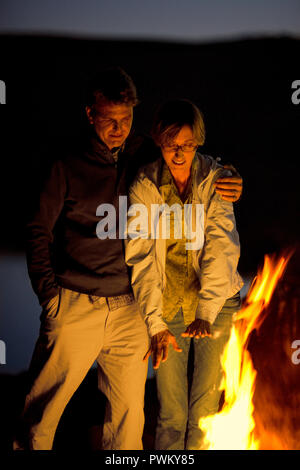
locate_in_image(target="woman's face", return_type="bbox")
[160,125,198,177]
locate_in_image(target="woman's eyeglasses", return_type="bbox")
[163,143,198,153]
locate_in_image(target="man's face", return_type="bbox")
[86,101,133,150]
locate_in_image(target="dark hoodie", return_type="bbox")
[26,131,159,308]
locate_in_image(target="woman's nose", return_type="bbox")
[175,147,184,157]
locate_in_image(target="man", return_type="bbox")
[14,67,242,450]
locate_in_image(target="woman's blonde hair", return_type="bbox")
[151,99,205,147]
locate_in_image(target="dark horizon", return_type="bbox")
[1,34,300,273]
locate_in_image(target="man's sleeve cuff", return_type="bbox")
[39,286,60,309]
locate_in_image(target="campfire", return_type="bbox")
[198,253,299,450]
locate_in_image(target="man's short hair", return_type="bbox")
[151,99,205,147]
[85,67,138,108]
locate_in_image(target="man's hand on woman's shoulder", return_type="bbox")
[214,163,243,202]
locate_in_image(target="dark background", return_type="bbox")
[0,33,300,450]
[1,35,300,269]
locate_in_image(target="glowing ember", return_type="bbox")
[199,254,291,450]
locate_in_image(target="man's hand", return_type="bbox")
[181,319,212,339]
[143,329,182,369]
[214,164,243,202]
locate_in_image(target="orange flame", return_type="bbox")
[199,254,291,450]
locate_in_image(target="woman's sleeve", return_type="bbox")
[195,168,242,324]
[125,180,168,337]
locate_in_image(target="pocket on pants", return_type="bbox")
[43,287,62,321]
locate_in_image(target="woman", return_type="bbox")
[125,99,243,450]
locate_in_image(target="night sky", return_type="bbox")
[0,0,299,40]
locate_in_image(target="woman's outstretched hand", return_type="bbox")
[181,319,212,339]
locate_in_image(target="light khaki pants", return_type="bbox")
[15,287,149,450]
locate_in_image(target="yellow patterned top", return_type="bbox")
[160,162,200,325]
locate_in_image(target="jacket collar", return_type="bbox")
[140,153,219,191]
[84,129,123,165]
